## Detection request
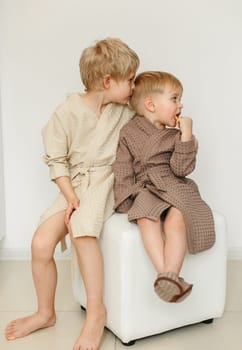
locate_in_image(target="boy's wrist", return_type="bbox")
[181,131,193,142]
[55,176,78,203]
[67,194,79,204]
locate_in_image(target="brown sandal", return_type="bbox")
[170,277,193,303]
[154,272,193,303]
[154,272,182,302]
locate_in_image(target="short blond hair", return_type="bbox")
[130,71,183,115]
[79,38,139,91]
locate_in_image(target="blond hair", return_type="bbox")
[79,38,139,91]
[130,71,183,115]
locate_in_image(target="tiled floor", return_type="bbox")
[0,260,241,350]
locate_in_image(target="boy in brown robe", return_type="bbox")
[113,71,215,303]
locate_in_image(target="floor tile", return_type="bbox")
[0,261,80,311]
[0,261,36,311]
[225,260,242,311]
[0,311,115,350]
[1,259,242,350]
[115,311,242,350]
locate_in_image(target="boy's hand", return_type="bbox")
[65,198,80,227]
[177,116,193,142]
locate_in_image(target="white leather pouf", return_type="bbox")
[71,211,227,345]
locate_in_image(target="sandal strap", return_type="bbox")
[154,275,183,294]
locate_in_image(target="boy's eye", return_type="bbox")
[128,75,135,82]
[172,96,181,102]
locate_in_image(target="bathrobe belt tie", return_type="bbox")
[76,165,112,190]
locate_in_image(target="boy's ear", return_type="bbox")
[144,96,155,112]
[103,74,112,89]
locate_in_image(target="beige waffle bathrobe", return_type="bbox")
[113,116,215,254]
[39,93,134,250]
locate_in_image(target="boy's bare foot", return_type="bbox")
[5,312,56,340]
[73,304,106,350]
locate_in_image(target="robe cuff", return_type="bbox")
[174,137,196,154]
[49,164,70,181]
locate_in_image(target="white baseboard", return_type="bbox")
[227,247,242,260]
[0,247,71,260]
[0,247,242,261]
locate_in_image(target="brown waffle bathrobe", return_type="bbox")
[113,116,215,254]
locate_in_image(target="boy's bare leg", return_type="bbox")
[163,207,187,274]
[137,207,186,275]
[137,218,165,273]
[72,236,106,350]
[5,211,67,340]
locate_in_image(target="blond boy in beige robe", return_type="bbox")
[5,38,139,350]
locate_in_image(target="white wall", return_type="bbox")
[0,0,241,259]
[0,92,5,241]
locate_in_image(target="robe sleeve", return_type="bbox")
[113,135,135,213]
[41,111,70,181]
[170,133,197,177]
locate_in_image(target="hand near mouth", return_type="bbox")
[174,115,180,125]
[176,116,193,142]
[174,114,180,128]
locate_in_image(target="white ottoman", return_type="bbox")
[71,211,227,345]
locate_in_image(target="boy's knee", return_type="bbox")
[169,207,183,218]
[31,232,54,260]
[138,217,159,228]
[165,208,185,228]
